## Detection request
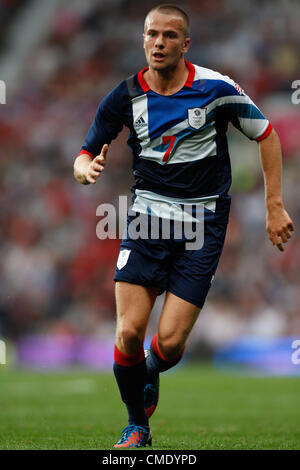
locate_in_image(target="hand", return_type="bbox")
[266,206,294,252]
[85,144,108,184]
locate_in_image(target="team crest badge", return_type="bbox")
[188,108,206,130]
[117,249,131,270]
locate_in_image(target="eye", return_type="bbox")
[166,32,177,39]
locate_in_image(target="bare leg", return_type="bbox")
[144,291,201,419]
[115,281,159,354]
[113,281,159,426]
[157,291,201,359]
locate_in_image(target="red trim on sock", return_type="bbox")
[152,333,185,362]
[152,333,163,360]
[114,344,145,367]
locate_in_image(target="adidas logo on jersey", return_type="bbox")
[134,116,147,129]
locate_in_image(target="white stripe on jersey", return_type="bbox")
[132,93,150,146]
[206,94,256,112]
[132,65,269,167]
[194,65,269,140]
[239,118,269,140]
[168,125,217,163]
[139,119,217,165]
[131,189,218,221]
[194,64,235,84]
[132,85,218,165]
[204,95,269,140]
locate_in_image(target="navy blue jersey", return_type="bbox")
[79,61,271,204]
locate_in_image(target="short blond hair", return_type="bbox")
[144,4,190,38]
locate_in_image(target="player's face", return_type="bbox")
[143,12,190,72]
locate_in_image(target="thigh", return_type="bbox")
[114,246,170,294]
[167,219,228,309]
[115,281,160,354]
[157,291,201,357]
[156,218,228,356]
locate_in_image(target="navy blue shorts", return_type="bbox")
[114,196,230,309]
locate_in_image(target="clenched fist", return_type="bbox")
[266,206,294,252]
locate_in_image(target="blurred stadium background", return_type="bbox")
[0,0,299,375]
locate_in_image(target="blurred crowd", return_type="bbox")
[0,0,28,51]
[0,0,299,351]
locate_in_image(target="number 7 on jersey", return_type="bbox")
[162,136,176,162]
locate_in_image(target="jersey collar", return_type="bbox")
[137,60,195,93]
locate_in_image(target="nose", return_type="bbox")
[154,33,165,49]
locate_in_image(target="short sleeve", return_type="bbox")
[217,77,272,141]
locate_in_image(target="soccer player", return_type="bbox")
[74,4,294,448]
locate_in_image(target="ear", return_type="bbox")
[182,37,191,54]
[143,33,146,49]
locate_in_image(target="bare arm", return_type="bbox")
[73,144,108,185]
[258,129,294,251]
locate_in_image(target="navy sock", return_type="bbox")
[113,345,149,426]
[146,333,185,379]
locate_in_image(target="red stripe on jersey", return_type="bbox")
[184,61,195,88]
[137,61,195,92]
[256,123,273,142]
[114,344,145,367]
[137,67,150,92]
[77,149,95,159]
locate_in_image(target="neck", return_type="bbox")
[144,59,189,96]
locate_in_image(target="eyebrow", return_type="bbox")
[146,28,179,35]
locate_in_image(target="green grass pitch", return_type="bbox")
[0,363,299,450]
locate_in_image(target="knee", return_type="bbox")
[157,334,185,361]
[116,324,144,354]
